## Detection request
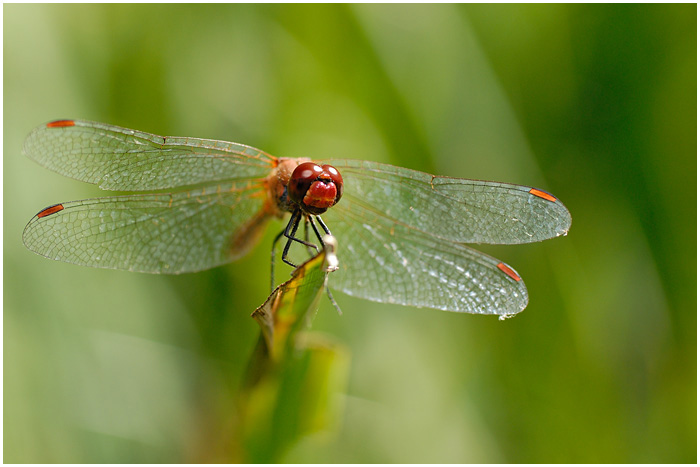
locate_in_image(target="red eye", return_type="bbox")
[288,162,322,205]
[321,164,343,200]
[288,162,343,214]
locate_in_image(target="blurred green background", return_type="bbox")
[4,4,696,463]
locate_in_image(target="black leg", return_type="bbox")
[307,216,326,246]
[270,229,286,292]
[281,210,302,268]
[281,209,319,268]
[316,215,332,236]
[303,217,315,256]
[271,211,335,291]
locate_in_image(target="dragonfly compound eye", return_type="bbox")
[288,162,343,215]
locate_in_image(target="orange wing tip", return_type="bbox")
[37,204,64,218]
[46,120,75,128]
[529,188,557,202]
[497,262,521,282]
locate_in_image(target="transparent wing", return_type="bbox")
[324,200,529,315]
[23,181,269,274]
[323,159,571,245]
[23,119,275,191]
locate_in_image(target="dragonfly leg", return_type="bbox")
[308,215,331,246]
[309,216,341,314]
[315,215,332,236]
[303,217,316,257]
[270,229,286,292]
[325,286,342,315]
[280,209,318,268]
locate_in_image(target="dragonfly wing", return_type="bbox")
[323,159,571,245]
[23,181,269,274]
[23,119,274,191]
[324,200,529,315]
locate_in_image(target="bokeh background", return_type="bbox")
[4,4,696,463]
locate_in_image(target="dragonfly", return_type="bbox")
[22,119,571,317]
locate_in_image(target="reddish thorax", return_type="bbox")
[265,158,309,217]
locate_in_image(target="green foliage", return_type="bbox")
[240,242,349,463]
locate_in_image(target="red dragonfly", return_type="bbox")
[23,119,571,317]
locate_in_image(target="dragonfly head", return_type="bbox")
[288,162,343,215]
